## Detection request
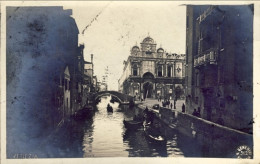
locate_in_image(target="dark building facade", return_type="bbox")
[119,36,185,100]
[6,7,89,156]
[185,5,253,132]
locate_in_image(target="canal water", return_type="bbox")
[46,96,201,158]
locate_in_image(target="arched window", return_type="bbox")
[132,64,138,76]
[158,65,163,77]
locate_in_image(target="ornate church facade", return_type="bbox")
[118,36,185,100]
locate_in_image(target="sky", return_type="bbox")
[64,1,186,91]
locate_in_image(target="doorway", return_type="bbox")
[143,82,153,99]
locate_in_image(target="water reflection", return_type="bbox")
[82,95,128,157]
[96,95,120,110]
[47,95,201,157]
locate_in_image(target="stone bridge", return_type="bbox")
[94,91,134,104]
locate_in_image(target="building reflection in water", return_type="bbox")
[47,95,204,158]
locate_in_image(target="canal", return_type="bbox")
[45,96,201,158]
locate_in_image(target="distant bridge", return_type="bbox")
[94,91,134,104]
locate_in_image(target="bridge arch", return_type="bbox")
[94,91,133,104]
[95,93,123,103]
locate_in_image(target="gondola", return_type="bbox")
[107,104,113,112]
[123,119,143,130]
[73,106,94,121]
[143,123,166,144]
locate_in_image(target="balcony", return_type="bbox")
[194,49,218,67]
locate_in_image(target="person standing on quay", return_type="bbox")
[182,103,185,113]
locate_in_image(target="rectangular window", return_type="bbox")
[167,66,172,77]
[132,64,138,76]
[133,69,137,76]
[158,65,162,77]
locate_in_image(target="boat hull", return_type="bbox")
[74,106,94,121]
[143,125,166,144]
[123,120,143,130]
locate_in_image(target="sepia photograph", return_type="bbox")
[1,1,260,164]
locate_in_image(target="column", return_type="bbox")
[154,82,158,98]
[162,65,164,77]
[166,65,168,77]
[140,82,143,99]
[182,62,185,78]
[173,62,176,77]
[153,83,156,98]
[172,66,174,77]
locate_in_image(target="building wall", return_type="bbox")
[185,5,210,110]
[64,66,71,116]
[119,36,186,100]
[185,5,253,132]
[118,60,131,90]
[141,60,155,76]
[6,6,81,157]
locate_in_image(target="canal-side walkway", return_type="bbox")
[135,98,185,128]
[135,98,253,158]
[135,98,185,112]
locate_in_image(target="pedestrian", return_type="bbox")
[170,103,173,109]
[197,111,201,117]
[159,96,162,102]
[197,107,201,117]
[192,109,197,116]
[182,103,185,113]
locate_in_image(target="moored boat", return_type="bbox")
[123,119,143,130]
[143,124,166,144]
[74,105,94,121]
